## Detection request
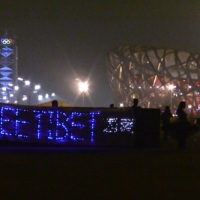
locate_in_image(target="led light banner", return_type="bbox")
[0,104,136,146]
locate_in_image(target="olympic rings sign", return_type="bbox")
[1,38,13,45]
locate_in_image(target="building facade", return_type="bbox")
[107,45,200,112]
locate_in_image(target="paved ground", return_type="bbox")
[0,134,200,200]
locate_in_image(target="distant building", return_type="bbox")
[0,30,18,103]
[107,45,200,111]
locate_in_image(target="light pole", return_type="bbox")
[77,80,89,107]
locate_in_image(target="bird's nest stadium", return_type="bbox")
[107,45,200,112]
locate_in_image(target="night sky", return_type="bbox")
[0,0,200,107]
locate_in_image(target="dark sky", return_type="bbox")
[0,0,200,106]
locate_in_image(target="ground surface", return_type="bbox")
[0,134,200,200]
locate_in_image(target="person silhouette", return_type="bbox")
[176,101,188,148]
[109,103,115,108]
[51,100,58,108]
[161,106,173,142]
[132,98,140,109]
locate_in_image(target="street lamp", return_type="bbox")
[78,81,89,107]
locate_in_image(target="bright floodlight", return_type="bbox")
[34,85,41,90]
[168,84,176,90]
[14,86,19,91]
[22,95,28,101]
[78,81,89,93]
[2,87,6,91]
[38,95,43,101]
[18,77,23,81]
[24,80,30,86]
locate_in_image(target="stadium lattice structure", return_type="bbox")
[107,45,200,112]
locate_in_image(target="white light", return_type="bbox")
[2,87,6,91]
[10,93,14,97]
[120,103,124,107]
[3,96,7,100]
[51,93,55,97]
[45,94,49,98]
[22,95,27,101]
[34,85,41,90]
[168,84,176,90]
[24,80,30,86]
[78,81,89,93]
[14,86,19,91]
[38,95,43,101]
[18,77,23,81]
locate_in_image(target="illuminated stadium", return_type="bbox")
[107,45,200,111]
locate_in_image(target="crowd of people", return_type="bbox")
[161,101,189,148]
[131,98,199,149]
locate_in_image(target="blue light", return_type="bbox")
[1,52,13,57]
[0,40,15,103]
[2,47,13,51]
[0,104,135,145]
